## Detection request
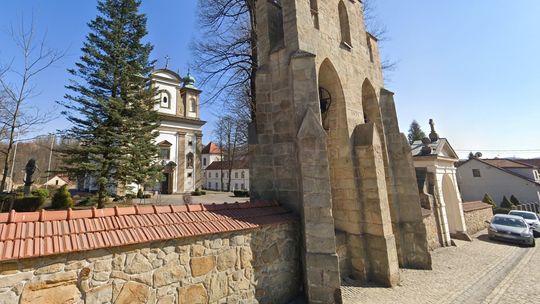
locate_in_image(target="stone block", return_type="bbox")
[190,256,215,277]
[20,283,82,304]
[34,263,64,275]
[153,263,187,287]
[0,272,33,289]
[114,281,151,304]
[217,248,237,271]
[178,284,208,304]
[124,253,152,274]
[86,284,113,304]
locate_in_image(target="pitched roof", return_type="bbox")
[410,138,459,159]
[206,157,249,170]
[0,200,294,262]
[202,142,222,154]
[514,158,540,168]
[482,159,535,169]
[460,158,540,185]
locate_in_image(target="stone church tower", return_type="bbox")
[249,1,431,302]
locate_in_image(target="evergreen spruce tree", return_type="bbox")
[510,195,521,206]
[407,120,426,144]
[482,193,496,208]
[500,196,513,209]
[59,0,160,208]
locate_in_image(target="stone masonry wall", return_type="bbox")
[422,212,442,251]
[463,206,493,236]
[0,223,300,304]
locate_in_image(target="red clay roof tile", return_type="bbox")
[0,200,294,262]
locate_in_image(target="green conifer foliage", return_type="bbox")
[500,196,513,209]
[59,0,161,208]
[482,193,496,207]
[407,120,426,144]
[51,185,74,209]
[510,195,521,206]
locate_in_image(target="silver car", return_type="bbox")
[508,210,540,236]
[487,214,535,247]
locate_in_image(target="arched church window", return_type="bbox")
[310,0,319,29]
[190,98,196,112]
[160,91,171,108]
[338,1,352,47]
[267,0,285,50]
[186,152,194,169]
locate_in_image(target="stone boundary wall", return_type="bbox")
[0,223,300,304]
[462,202,493,235]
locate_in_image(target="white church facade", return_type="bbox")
[150,69,205,194]
[80,68,205,195]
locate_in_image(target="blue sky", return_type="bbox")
[1,1,539,159]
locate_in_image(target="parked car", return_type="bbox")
[487,214,535,247]
[508,210,540,237]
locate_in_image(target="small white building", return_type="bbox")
[411,120,469,246]
[44,175,71,188]
[456,158,540,205]
[202,142,222,170]
[204,158,249,191]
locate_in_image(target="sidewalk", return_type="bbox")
[342,231,539,304]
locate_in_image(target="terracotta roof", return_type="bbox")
[462,201,493,212]
[515,158,540,168]
[206,157,249,171]
[0,201,294,262]
[202,142,222,154]
[482,159,534,169]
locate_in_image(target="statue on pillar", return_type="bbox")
[429,119,440,143]
[23,159,38,196]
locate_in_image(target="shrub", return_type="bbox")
[510,195,521,206]
[482,193,496,208]
[31,188,50,198]
[51,185,74,209]
[191,190,202,196]
[200,190,206,195]
[142,193,152,199]
[493,207,511,215]
[233,190,249,197]
[500,196,513,209]
[13,196,45,212]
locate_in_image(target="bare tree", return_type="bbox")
[214,115,244,192]
[0,18,64,192]
[193,0,257,121]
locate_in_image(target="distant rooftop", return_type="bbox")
[202,142,222,155]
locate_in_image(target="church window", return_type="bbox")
[190,98,196,112]
[241,171,245,179]
[338,1,352,47]
[55,180,59,185]
[187,172,192,178]
[310,0,319,29]
[241,183,245,190]
[235,172,239,179]
[366,35,374,62]
[215,182,218,189]
[160,147,170,160]
[160,91,171,108]
[215,172,218,178]
[203,158,207,166]
[186,152,194,168]
[268,0,285,51]
[472,169,481,177]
